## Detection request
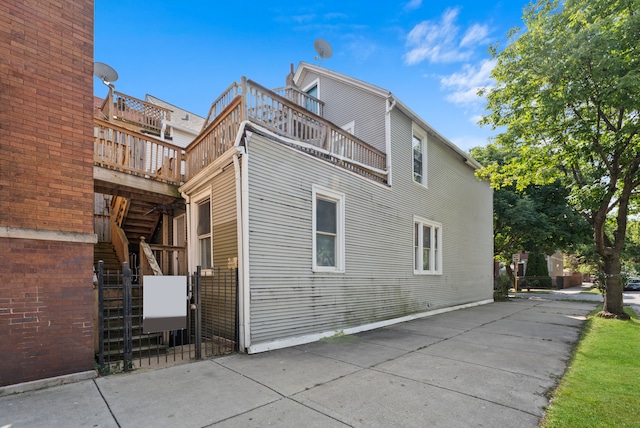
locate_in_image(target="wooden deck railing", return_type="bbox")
[94,118,185,186]
[139,237,186,276]
[187,78,387,183]
[97,88,173,139]
[272,86,324,117]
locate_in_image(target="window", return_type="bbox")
[313,186,345,272]
[341,121,355,135]
[197,200,212,269]
[413,127,427,186]
[414,216,441,274]
[303,80,320,114]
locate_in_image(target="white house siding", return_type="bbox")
[245,115,493,346]
[171,129,196,148]
[298,71,387,153]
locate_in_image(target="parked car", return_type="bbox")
[624,279,640,291]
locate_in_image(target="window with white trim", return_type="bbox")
[414,216,441,274]
[313,186,345,272]
[197,200,212,270]
[413,126,427,186]
[303,79,320,114]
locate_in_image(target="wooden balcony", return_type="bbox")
[190,77,387,184]
[93,78,388,191]
[96,89,173,140]
[94,118,185,187]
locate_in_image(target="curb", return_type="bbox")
[0,370,97,397]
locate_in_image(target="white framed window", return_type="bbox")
[412,125,427,186]
[414,216,442,275]
[341,120,355,135]
[196,199,212,270]
[312,185,345,273]
[303,79,320,114]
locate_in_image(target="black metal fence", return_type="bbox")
[95,261,238,374]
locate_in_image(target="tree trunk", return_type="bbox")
[505,263,515,288]
[601,253,627,317]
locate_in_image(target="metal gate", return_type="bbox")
[95,261,238,374]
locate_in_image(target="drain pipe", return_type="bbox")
[232,127,251,352]
[385,95,396,186]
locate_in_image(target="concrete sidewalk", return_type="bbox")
[0,298,596,428]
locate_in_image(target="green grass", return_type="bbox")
[579,288,602,295]
[540,307,640,428]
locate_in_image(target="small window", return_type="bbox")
[303,80,320,114]
[413,126,427,186]
[313,186,345,272]
[197,200,212,269]
[414,216,441,274]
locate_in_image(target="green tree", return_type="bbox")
[526,252,549,277]
[479,0,640,318]
[470,145,591,286]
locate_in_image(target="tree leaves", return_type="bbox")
[478,0,640,314]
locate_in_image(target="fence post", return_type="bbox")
[97,261,105,370]
[194,266,202,360]
[122,262,133,371]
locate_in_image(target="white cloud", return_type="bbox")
[440,59,495,106]
[404,0,422,12]
[450,135,491,152]
[470,115,484,125]
[403,8,492,65]
[460,24,490,48]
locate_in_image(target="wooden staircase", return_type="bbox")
[94,242,166,364]
[94,194,181,367]
[94,242,122,273]
[121,198,162,242]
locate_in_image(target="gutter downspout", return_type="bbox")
[232,146,250,352]
[232,121,252,352]
[180,192,193,273]
[385,95,397,187]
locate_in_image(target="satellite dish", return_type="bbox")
[313,38,332,65]
[94,62,119,85]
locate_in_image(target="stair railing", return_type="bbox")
[139,236,163,275]
[110,198,130,264]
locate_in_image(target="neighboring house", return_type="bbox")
[179,62,494,353]
[145,95,205,148]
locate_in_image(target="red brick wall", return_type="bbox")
[0,1,95,386]
[0,240,95,386]
[0,0,94,233]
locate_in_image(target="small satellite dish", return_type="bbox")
[94,62,119,85]
[313,38,332,65]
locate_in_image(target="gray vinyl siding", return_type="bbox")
[298,71,387,153]
[246,113,493,345]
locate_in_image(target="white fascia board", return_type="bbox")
[293,62,483,171]
[293,62,390,98]
[392,97,484,170]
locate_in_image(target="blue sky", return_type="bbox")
[95,1,527,152]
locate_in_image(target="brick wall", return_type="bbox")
[0,0,94,233]
[0,240,95,386]
[0,1,95,386]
